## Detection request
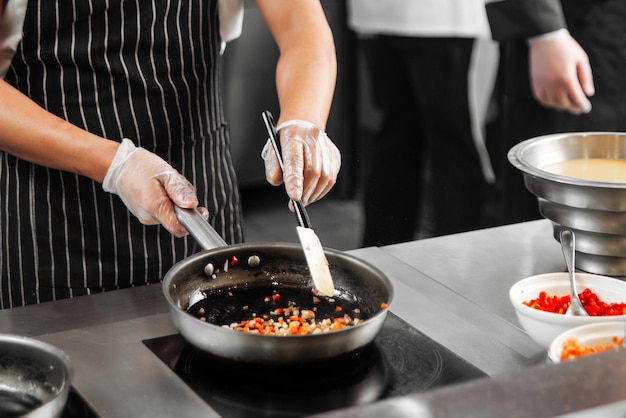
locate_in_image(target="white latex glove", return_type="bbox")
[528,29,595,115]
[261,120,341,206]
[102,138,199,237]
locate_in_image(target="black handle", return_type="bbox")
[262,110,312,229]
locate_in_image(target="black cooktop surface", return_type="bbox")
[143,313,486,418]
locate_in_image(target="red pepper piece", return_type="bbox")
[526,288,626,316]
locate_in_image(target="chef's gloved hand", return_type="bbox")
[102,138,200,237]
[528,29,595,115]
[262,120,341,206]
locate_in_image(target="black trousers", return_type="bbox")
[359,35,489,246]
[488,0,626,225]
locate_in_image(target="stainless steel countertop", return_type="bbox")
[3,219,626,417]
[368,218,563,375]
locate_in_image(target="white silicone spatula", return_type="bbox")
[262,111,335,296]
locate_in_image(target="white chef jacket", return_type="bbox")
[0,0,26,78]
[347,0,491,38]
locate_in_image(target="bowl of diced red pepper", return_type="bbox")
[548,322,625,362]
[510,272,626,348]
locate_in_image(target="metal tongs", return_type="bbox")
[262,110,335,296]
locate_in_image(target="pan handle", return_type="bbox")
[174,206,228,250]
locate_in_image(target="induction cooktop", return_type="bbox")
[143,313,486,418]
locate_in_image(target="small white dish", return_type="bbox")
[548,322,625,363]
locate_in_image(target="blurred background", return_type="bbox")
[222,0,498,251]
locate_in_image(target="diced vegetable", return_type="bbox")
[524,288,626,316]
[560,336,624,361]
[221,295,363,336]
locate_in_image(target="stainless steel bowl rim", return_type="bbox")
[508,132,626,189]
[0,334,74,389]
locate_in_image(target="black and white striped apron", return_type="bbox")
[0,0,244,309]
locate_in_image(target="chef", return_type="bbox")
[0,0,340,308]
[486,0,625,224]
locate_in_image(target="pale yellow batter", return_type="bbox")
[543,159,626,183]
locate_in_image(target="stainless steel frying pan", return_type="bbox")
[162,208,394,364]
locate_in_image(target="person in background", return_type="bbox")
[347,0,498,246]
[0,0,340,308]
[485,0,626,224]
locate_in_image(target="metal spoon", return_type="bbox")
[560,229,589,316]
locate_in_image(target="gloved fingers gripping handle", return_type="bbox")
[261,120,341,206]
[302,129,340,204]
[261,139,284,187]
[102,138,201,237]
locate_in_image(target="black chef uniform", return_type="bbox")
[486,0,626,224]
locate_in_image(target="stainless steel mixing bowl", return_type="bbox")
[508,132,626,276]
[0,334,74,418]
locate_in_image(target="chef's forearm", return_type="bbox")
[257,0,337,130]
[274,40,336,131]
[0,79,118,183]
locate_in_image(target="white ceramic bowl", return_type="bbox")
[509,272,626,348]
[548,322,625,363]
